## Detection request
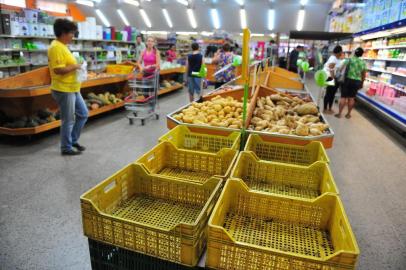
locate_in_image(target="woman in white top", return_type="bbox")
[323,45,343,114]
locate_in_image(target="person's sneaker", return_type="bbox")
[61,149,82,156]
[73,143,86,151]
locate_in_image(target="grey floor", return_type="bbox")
[1,82,406,270]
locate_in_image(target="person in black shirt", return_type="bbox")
[186,43,203,102]
[288,45,303,73]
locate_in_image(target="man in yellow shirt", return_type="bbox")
[49,19,88,155]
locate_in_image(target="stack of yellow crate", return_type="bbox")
[206,134,360,270]
[80,125,240,267]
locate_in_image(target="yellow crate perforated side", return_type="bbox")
[136,142,238,183]
[207,179,359,270]
[158,125,241,153]
[231,152,339,199]
[80,164,222,266]
[245,134,330,165]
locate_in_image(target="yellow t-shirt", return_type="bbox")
[48,40,80,92]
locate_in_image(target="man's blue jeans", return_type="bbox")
[51,91,88,152]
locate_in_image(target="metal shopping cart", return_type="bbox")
[124,70,160,125]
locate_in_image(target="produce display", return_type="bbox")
[172,95,244,128]
[160,80,181,89]
[249,93,329,136]
[0,108,59,129]
[87,72,122,80]
[85,92,123,110]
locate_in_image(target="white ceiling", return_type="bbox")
[77,0,333,34]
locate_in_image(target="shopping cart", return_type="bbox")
[124,70,160,125]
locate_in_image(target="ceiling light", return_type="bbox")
[269,33,276,38]
[176,31,198,35]
[240,9,247,29]
[123,0,140,6]
[162,9,173,28]
[300,0,308,5]
[268,9,275,31]
[140,8,152,28]
[235,0,244,6]
[251,33,265,37]
[187,8,197,29]
[210,9,220,29]
[95,9,110,27]
[117,9,129,26]
[296,9,305,31]
[76,0,94,7]
[201,31,214,36]
[147,31,168,35]
[177,0,189,6]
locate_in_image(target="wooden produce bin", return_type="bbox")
[0,67,129,136]
[167,88,250,131]
[266,67,304,91]
[247,85,334,148]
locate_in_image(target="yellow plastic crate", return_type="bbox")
[159,125,241,153]
[231,151,338,200]
[81,163,222,267]
[245,134,330,165]
[207,179,359,270]
[136,141,238,183]
[106,64,134,74]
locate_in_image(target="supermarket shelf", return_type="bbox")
[0,34,136,44]
[158,84,183,95]
[357,91,406,132]
[365,78,406,94]
[366,45,406,50]
[367,68,406,78]
[0,101,125,136]
[0,48,27,52]
[0,75,128,98]
[362,57,406,62]
[160,67,186,75]
[0,63,31,68]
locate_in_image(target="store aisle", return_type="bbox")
[0,83,406,270]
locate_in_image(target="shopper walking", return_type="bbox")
[48,19,88,156]
[212,43,235,89]
[166,44,177,63]
[135,35,146,61]
[335,47,366,119]
[138,36,161,76]
[186,43,203,102]
[323,45,343,114]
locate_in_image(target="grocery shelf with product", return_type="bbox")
[2,1,405,270]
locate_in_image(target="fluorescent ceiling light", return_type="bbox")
[296,9,305,31]
[269,33,276,38]
[141,30,147,34]
[252,33,265,37]
[240,9,247,29]
[177,0,189,6]
[187,8,197,29]
[123,0,140,6]
[268,9,275,31]
[95,9,110,27]
[211,9,220,29]
[140,8,152,28]
[176,31,198,35]
[147,31,168,35]
[117,9,129,26]
[201,31,214,36]
[300,0,308,5]
[235,0,244,6]
[76,0,94,7]
[162,9,173,28]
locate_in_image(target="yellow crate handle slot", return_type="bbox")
[103,180,117,194]
[147,153,155,162]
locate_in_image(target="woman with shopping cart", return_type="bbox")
[123,37,161,125]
